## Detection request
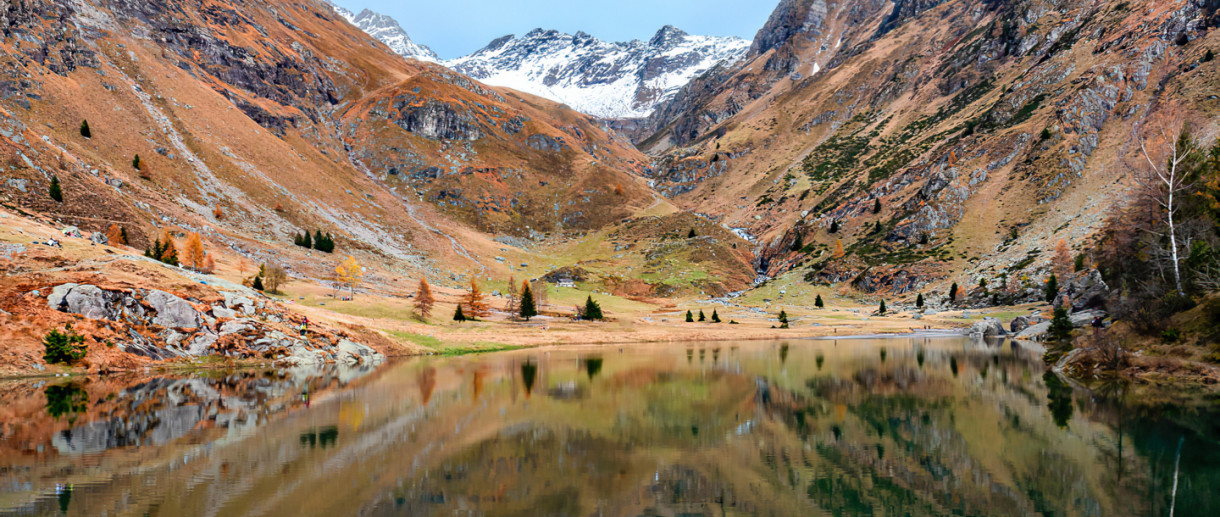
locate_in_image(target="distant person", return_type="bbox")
[1091,316,1104,336]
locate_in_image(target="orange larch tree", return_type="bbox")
[184,233,207,270]
[463,279,490,319]
[413,278,435,320]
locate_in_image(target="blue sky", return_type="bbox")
[331,0,776,59]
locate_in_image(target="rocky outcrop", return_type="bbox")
[1053,270,1110,312]
[45,283,383,365]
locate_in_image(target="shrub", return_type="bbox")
[43,324,87,365]
[1161,328,1181,343]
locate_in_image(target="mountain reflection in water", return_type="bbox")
[1,338,1217,516]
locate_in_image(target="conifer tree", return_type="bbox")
[1045,274,1059,303]
[252,275,264,291]
[49,175,63,203]
[916,293,924,308]
[303,231,313,249]
[79,120,91,138]
[184,233,206,270]
[687,228,697,238]
[413,278,435,320]
[711,309,721,323]
[815,294,824,308]
[583,296,603,321]
[158,230,178,266]
[463,280,489,319]
[132,154,141,170]
[872,198,882,214]
[453,304,466,322]
[778,310,789,329]
[791,231,803,252]
[879,299,887,315]
[697,309,706,322]
[120,227,129,246]
[519,283,537,321]
[1049,306,1073,342]
[949,282,959,303]
[685,310,694,322]
[105,224,125,246]
[828,220,839,234]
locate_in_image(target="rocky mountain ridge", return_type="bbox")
[444,27,749,119]
[327,1,439,61]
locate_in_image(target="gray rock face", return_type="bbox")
[1054,270,1110,311]
[90,231,108,245]
[144,290,202,329]
[337,339,382,365]
[969,317,1006,338]
[48,283,119,320]
[212,305,237,319]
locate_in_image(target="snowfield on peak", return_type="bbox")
[444,27,749,119]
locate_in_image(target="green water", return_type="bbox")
[1,337,1217,516]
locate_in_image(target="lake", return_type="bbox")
[1,337,1217,516]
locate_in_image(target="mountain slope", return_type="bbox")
[444,27,750,119]
[641,0,1220,297]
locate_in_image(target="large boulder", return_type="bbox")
[336,339,383,365]
[144,290,202,329]
[48,284,119,320]
[222,291,258,316]
[1010,316,1031,334]
[969,317,1006,338]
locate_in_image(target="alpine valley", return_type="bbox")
[0,0,1217,435]
[3,1,1220,516]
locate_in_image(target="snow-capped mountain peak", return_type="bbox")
[443,27,748,119]
[327,2,437,62]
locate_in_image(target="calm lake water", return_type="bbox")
[1,337,1217,516]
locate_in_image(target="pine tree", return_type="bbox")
[829,220,839,233]
[778,310,789,329]
[79,120,91,138]
[132,154,141,170]
[698,309,706,322]
[49,175,63,203]
[519,283,537,321]
[979,277,988,291]
[1045,274,1059,303]
[294,233,303,247]
[120,227,129,246]
[314,230,324,250]
[303,231,313,249]
[711,309,721,323]
[916,293,924,308]
[685,310,694,322]
[583,296,603,321]
[252,275,264,291]
[878,299,887,315]
[413,278,435,320]
[790,231,803,252]
[687,228,697,238]
[202,254,215,274]
[1049,306,1073,342]
[1204,49,1215,63]
[815,294,824,308]
[949,283,959,303]
[453,305,466,322]
[872,198,882,214]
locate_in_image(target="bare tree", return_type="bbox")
[1133,109,1197,297]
